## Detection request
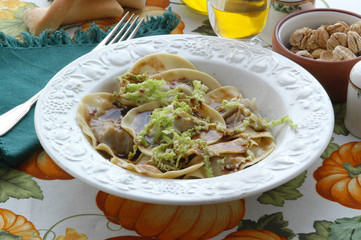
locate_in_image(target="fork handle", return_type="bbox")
[0,90,43,137]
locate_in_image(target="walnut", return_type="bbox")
[347,31,361,54]
[289,27,319,51]
[296,50,313,58]
[314,26,329,49]
[320,24,330,29]
[333,45,357,60]
[326,21,349,35]
[300,30,319,51]
[350,21,361,35]
[289,27,311,47]
[288,20,361,61]
[337,20,350,28]
[311,48,326,59]
[320,50,336,61]
[290,46,300,53]
[327,32,347,50]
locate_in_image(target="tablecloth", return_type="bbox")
[0,10,179,168]
[1,0,361,239]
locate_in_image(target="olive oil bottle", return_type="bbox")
[182,0,208,14]
[208,0,270,39]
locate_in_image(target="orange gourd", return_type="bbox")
[223,229,288,240]
[313,141,361,209]
[0,208,41,240]
[146,0,170,8]
[106,237,154,240]
[79,5,185,39]
[80,6,184,35]
[96,191,245,240]
[16,150,74,180]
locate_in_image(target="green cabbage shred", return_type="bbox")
[116,72,296,178]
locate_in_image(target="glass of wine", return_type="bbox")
[207,0,270,40]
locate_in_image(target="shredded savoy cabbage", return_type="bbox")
[118,72,296,178]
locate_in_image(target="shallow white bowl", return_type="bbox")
[35,34,334,205]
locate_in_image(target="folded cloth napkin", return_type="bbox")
[0,10,180,168]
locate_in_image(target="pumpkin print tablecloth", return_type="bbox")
[1,0,361,239]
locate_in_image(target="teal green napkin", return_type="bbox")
[0,10,180,168]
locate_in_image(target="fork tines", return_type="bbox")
[92,12,144,51]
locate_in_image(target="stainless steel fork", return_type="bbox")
[0,12,144,137]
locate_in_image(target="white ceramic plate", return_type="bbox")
[35,35,334,205]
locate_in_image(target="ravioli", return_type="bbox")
[128,53,197,76]
[77,53,289,179]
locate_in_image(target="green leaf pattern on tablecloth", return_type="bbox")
[0,229,25,240]
[0,2,36,37]
[0,167,43,202]
[329,216,361,240]
[299,216,361,240]
[192,19,217,36]
[238,212,296,239]
[320,137,340,160]
[298,221,333,240]
[257,171,306,206]
[333,102,349,135]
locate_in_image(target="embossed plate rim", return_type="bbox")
[34,34,334,205]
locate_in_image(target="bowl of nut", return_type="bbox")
[272,8,361,103]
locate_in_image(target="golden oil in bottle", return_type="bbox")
[182,0,208,15]
[209,0,270,39]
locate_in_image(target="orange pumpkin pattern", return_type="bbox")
[106,237,155,240]
[78,6,184,35]
[314,141,361,209]
[96,191,245,240]
[0,208,41,240]
[223,229,288,240]
[16,150,74,180]
[55,228,88,240]
[146,0,170,8]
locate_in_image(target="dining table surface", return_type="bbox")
[1,0,361,240]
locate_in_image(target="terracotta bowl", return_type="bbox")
[272,8,361,103]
